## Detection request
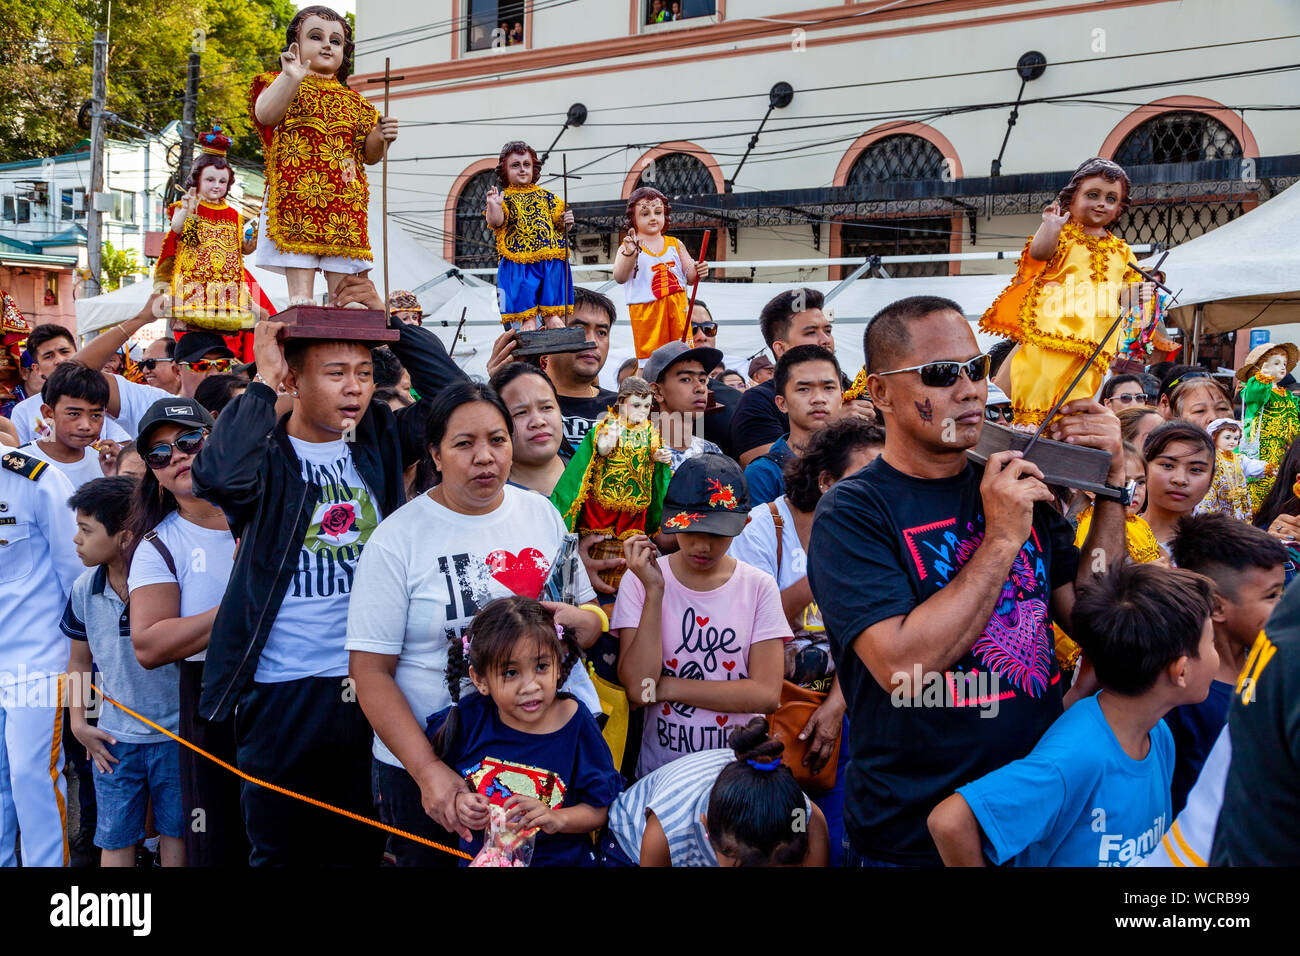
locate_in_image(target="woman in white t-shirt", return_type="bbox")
[125,397,246,867]
[726,417,883,867]
[347,381,609,867]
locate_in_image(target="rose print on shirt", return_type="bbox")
[319,502,357,542]
[308,498,364,548]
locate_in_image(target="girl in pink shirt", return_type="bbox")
[612,454,789,777]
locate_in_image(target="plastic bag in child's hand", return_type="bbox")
[469,803,537,867]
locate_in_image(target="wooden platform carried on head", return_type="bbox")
[510,326,596,358]
[274,305,400,343]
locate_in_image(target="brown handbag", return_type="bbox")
[765,500,840,793]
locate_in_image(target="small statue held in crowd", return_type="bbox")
[550,376,672,590]
[1236,342,1299,511]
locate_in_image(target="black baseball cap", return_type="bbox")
[641,341,723,384]
[659,453,750,536]
[174,331,236,366]
[136,396,215,449]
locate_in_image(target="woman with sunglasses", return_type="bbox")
[1099,373,1148,412]
[126,397,248,867]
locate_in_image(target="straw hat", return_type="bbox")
[1236,342,1299,382]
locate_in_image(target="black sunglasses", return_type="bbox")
[691,322,718,336]
[878,353,992,388]
[985,405,1014,424]
[140,358,174,371]
[145,428,206,470]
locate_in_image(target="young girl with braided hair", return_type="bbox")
[601,717,829,866]
[424,595,623,866]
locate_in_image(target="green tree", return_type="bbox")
[0,0,293,166]
[101,240,140,291]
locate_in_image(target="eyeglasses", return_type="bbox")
[985,405,1014,424]
[145,428,206,469]
[877,353,992,388]
[691,323,718,336]
[140,358,174,371]
[180,358,235,373]
[1106,392,1150,406]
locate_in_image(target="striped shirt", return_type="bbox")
[607,749,814,866]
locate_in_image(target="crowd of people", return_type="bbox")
[2,274,1298,868]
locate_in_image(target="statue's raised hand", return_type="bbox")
[280,42,309,81]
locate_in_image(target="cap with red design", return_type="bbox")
[659,453,750,536]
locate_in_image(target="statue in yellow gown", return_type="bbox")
[981,159,1145,428]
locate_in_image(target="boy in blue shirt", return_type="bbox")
[62,477,184,867]
[927,562,1219,867]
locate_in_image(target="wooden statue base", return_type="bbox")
[967,422,1121,500]
[273,305,399,343]
[511,327,596,358]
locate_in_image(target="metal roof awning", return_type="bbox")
[563,155,1300,231]
[0,252,78,269]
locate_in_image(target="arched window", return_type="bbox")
[1113,111,1242,166]
[453,170,499,270]
[634,151,716,263]
[846,134,946,185]
[842,134,950,278]
[1112,112,1247,246]
[635,151,715,196]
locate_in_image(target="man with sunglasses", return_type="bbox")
[188,273,466,866]
[807,295,1127,868]
[72,301,244,436]
[689,302,746,381]
[140,338,182,395]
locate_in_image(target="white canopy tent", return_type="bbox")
[1140,180,1300,336]
[425,274,1016,381]
[74,198,492,343]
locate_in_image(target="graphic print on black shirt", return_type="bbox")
[899,514,1054,701]
[807,457,1076,864]
[558,390,617,448]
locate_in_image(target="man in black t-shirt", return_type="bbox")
[1211,580,1300,865]
[486,288,618,448]
[806,295,1127,866]
[730,288,873,466]
[548,289,619,446]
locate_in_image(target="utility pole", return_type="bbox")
[85,31,108,299]
[178,51,200,194]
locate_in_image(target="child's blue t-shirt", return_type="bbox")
[426,690,623,867]
[958,693,1174,867]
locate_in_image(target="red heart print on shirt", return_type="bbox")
[697,617,710,626]
[715,715,728,726]
[485,548,550,598]
[722,660,735,671]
